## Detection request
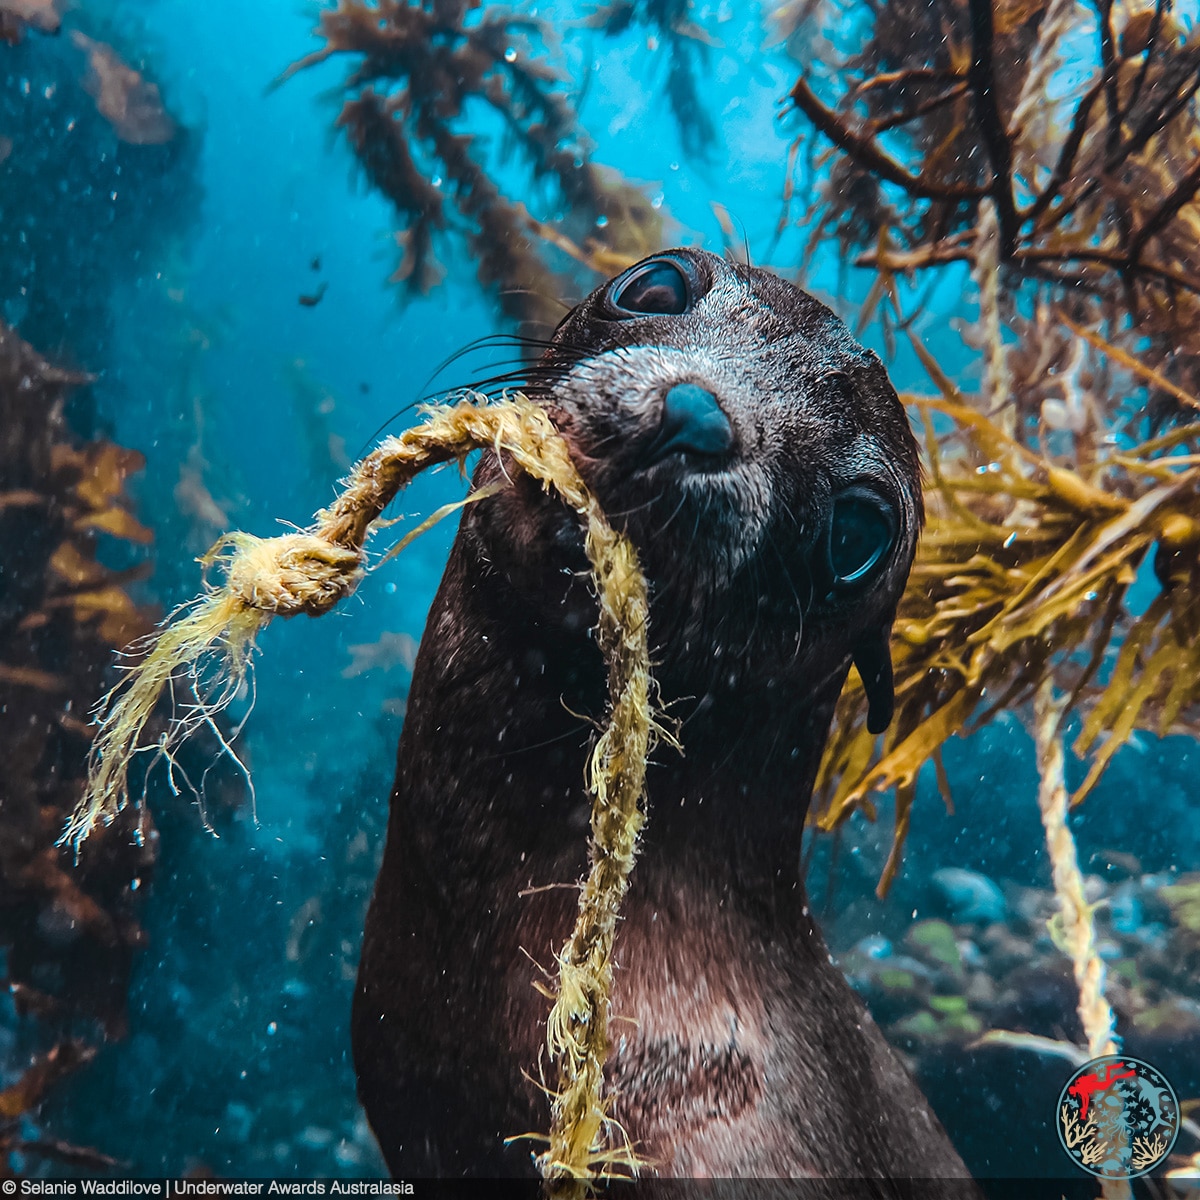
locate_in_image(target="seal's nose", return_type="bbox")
[645,383,734,465]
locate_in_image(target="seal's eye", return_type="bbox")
[828,492,895,586]
[609,258,691,316]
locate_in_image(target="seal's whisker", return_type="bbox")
[650,491,690,540]
[682,498,705,575]
[467,366,569,394]
[360,334,597,449]
[596,495,659,522]
[764,528,809,640]
[739,552,766,662]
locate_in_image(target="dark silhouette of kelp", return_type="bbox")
[588,1,717,159]
[278,0,665,331]
[0,1041,119,1174]
[0,0,61,43]
[0,320,156,1040]
[0,3,204,1034]
[0,11,197,376]
[780,0,1200,408]
[0,10,211,1171]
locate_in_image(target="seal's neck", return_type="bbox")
[640,678,844,871]
[407,535,850,888]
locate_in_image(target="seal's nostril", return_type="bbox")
[646,383,734,465]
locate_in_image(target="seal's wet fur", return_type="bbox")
[353,250,978,1189]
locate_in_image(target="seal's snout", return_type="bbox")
[644,382,734,466]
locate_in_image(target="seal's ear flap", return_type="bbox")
[852,626,895,735]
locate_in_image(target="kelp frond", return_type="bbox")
[280,1,665,331]
[782,0,1200,420]
[815,391,1200,891]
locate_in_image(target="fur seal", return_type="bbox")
[353,249,979,1189]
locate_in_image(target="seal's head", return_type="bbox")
[475,247,922,733]
[354,251,969,1184]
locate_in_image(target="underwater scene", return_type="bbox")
[3,0,1200,1194]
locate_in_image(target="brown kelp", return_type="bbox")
[0,321,155,1035]
[0,1042,119,1175]
[0,9,206,1170]
[278,1,665,331]
[814,391,1200,886]
[777,0,1200,441]
[0,0,202,1025]
[781,0,1200,322]
[70,30,177,145]
[774,0,1200,887]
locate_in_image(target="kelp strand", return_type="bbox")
[66,394,657,1185]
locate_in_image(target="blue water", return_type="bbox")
[5,0,1198,1182]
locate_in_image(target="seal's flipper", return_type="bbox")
[853,628,895,734]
